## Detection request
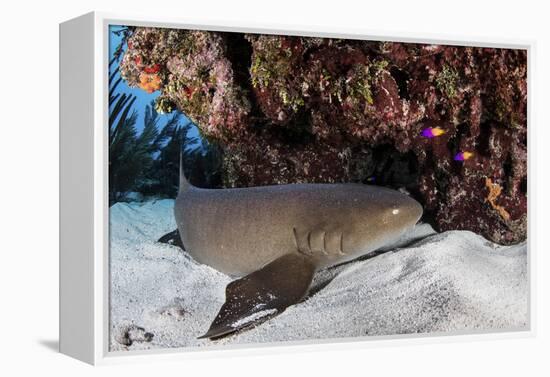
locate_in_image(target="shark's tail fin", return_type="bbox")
[179,151,191,193]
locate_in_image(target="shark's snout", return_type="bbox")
[373,189,423,232]
[392,194,423,227]
[398,196,423,225]
[335,189,424,266]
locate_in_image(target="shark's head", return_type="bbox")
[376,188,423,233]
[341,186,423,261]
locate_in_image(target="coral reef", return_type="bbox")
[120,28,527,244]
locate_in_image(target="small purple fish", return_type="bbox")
[420,127,446,138]
[454,151,474,161]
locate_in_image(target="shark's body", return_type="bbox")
[174,170,422,339]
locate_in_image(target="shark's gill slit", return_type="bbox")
[292,227,299,250]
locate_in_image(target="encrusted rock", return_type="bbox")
[120,28,527,245]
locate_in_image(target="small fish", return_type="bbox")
[420,127,446,138]
[366,176,376,183]
[454,151,474,161]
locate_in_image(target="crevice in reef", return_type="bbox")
[368,145,419,190]
[224,32,253,91]
[257,111,315,147]
[224,32,265,123]
[476,121,492,157]
[389,66,410,100]
[502,154,513,193]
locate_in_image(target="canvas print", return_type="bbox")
[108,25,528,351]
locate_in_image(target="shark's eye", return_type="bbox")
[392,209,400,215]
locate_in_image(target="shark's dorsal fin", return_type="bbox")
[179,151,191,193]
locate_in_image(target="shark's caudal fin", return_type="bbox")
[179,152,191,193]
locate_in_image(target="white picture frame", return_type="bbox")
[59,11,534,365]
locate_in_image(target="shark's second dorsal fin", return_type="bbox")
[179,151,191,193]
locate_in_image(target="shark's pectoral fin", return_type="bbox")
[198,253,315,339]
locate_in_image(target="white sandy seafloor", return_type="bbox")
[109,199,528,351]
